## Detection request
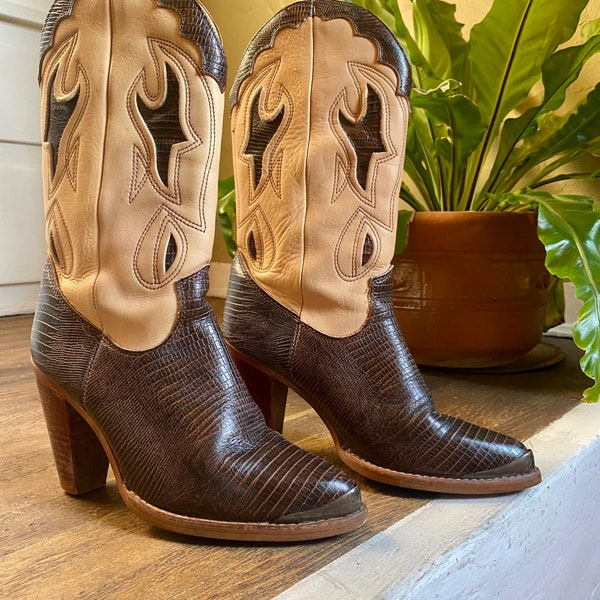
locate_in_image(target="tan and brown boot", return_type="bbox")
[31,0,366,541]
[223,0,542,495]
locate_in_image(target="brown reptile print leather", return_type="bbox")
[32,260,361,523]
[224,254,535,480]
[223,0,539,489]
[33,0,366,538]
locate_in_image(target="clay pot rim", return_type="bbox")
[401,210,543,253]
[408,210,538,221]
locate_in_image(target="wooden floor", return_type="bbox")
[0,303,590,599]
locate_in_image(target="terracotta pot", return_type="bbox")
[391,211,550,368]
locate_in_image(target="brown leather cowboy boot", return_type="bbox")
[223,0,542,495]
[30,0,366,541]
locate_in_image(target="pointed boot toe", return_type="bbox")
[222,0,541,496]
[337,409,541,493]
[32,0,366,541]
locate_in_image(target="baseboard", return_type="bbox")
[0,282,39,316]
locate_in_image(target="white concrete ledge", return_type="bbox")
[276,402,600,600]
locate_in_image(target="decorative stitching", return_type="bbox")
[334,208,381,281]
[269,151,284,199]
[45,35,88,197]
[128,146,149,203]
[238,60,290,204]
[127,37,219,290]
[133,206,189,290]
[65,138,80,191]
[239,207,276,273]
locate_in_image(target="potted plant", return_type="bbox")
[218,0,599,401]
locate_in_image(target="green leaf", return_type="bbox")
[485,30,600,194]
[582,17,600,42]
[217,175,235,198]
[534,82,600,156]
[465,0,588,208]
[395,210,414,253]
[411,81,486,204]
[357,0,441,88]
[347,0,396,31]
[217,176,237,258]
[513,82,600,177]
[399,182,428,212]
[412,0,469,84]
[405,100,445,209]
[538,30,600,116]
[469,0,587,133]
[533,168,600,188]
[412,0,450,79]
[502,191,600,402]
[538,199,600,402]
[411,81,485,166]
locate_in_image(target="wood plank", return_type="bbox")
[0,308,587,599]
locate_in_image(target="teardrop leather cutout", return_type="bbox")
[361,233,374,267]
[45,69,80,181]
[47,206,74,275]
[243,208,275,271]
[164,233,178,273]
[248,230,258,261]
[49,231,63,270]
[335,212,380,280]
[135,207,186,287]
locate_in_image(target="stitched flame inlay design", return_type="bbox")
[244,91,285,190]
[129,44,215,291]
[232,16,409,337]
[45,68,81,180]
[137,63,188,188]
[338,84,385,191]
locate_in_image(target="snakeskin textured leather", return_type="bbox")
[32,260,361,523]
[32,0,366,539]
[224,254,534,479]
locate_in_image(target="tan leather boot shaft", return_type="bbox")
[232,13,409,338]
[40,0,224,350]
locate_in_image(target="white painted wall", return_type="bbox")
[0,0,50,315]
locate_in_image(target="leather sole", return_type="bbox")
[34,365,367,541]
[228,344,543,495]
[336,447,542,495]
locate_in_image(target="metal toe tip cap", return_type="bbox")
[273,486,365,525]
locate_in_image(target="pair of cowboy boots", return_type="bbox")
[31,0,541,542]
